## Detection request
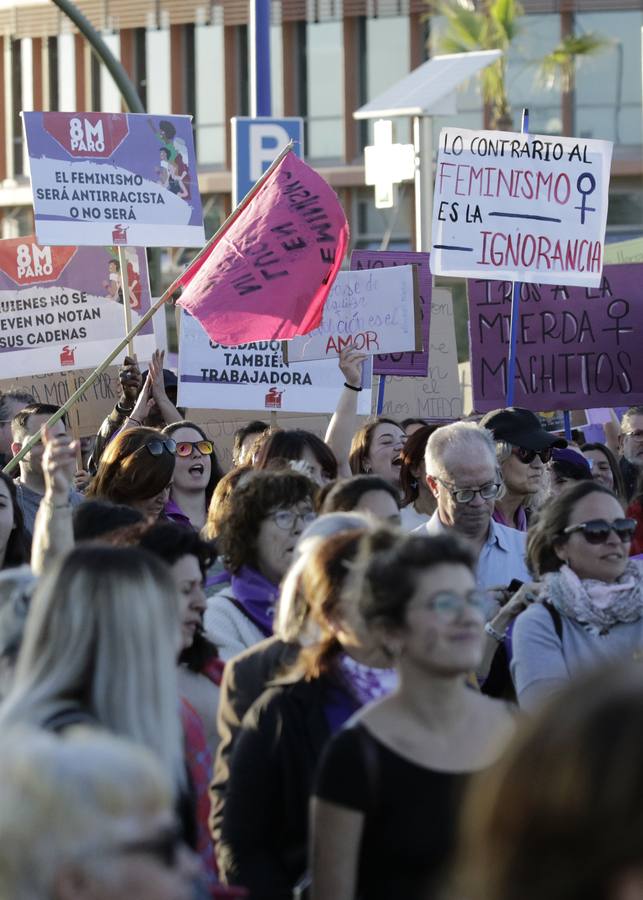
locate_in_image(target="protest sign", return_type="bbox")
[0,366,121,437]
[177,150,349,345]
[467,264,643,413]
[431,127,612,288]
[377,288,462,421]
[283,266,419,363]
[177,310,372,414]
[0,236,156,376]
[350,250,431,377]
[603,237,643,265]
[23,112,205,247]
[187,410,332,471]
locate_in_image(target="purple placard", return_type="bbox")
[23,111,205,248]
[350,250,431,377]
[468,263,643,413]
[0,235,155,376]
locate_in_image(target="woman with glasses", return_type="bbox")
[85,426,176,522]
[511,481,643,711]
[205,469,317,660]
[480,407,566,531]
[162,421,223,531]
[310,529,515,900]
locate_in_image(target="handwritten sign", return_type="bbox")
[177,310,372,414]
[378,288,462,420]
[432,127,613,288]
[350,250,431,376]
[467,264,643,413]
[0,236,155,375]
[177,150,348,345]
[23,112,205,247]
[283,266,418,363]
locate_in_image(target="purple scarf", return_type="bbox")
[220,566,279,636]
[493,505,528,532]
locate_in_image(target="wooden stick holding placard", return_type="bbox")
[2,140,294,476]
[118,246,134,357]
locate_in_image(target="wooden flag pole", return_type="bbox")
[2,141,295,476]
[118,246,134,357]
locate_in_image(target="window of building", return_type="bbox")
[47,37,59,110]
[146,28,171,114]
[306,20,344,161]
[10,40,23,177]
[575,10,643,146]
[363,16,411,148]
[271,23,284,116]
[134,27,147,110]
[427,15,483,143]
[506,13,562,135]
[195,23,226,165]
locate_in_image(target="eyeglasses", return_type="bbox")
[513,446,552,465]
[411,589,487,620]
[268,508,316,530]
[434,476,502,505]
[141,437,176,458]
[623,430,643,442]
[562,518,636,545]
[175,440,213,457]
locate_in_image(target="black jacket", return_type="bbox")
[218,675,337,899]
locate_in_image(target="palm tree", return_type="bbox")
[428,0,523,130]
[428,0,609,134]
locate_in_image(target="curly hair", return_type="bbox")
[359,529,476,630]
[85,427,175,505]
[203,464,253,540]
[217,469,316,573]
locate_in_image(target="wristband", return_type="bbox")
[344,382,362,392]
[484,621,507,643]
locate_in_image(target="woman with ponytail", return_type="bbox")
[218,525,395,899]
[310,529,516,900]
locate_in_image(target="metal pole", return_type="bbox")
[413,115,433,252]
[506,108,529,406]
[250,0,272,117]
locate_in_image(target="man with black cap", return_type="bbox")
[480,407,567,531]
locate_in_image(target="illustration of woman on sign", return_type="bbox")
[149,118,191,200]
[103,258,124,304]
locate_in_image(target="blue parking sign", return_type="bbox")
[231,117,304,206]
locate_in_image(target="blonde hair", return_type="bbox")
[0,545,185,790]
[0,726,172,900]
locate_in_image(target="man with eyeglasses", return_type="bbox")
[415,421,531,593]
[618,406,643,501]
[480,407,567,531]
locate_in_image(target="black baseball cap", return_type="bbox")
[479,407,567,451]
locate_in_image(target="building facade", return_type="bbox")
[1,0,641,279]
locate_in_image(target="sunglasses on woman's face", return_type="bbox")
[513,446,552,465]
[175,440,213,457]
[142,437,176,457]
[562,518,636,545]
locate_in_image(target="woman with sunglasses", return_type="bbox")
[480,408,566,531]
[511,481,643,711]
[162,421,223,532]
[310,529,515,900]
[86,426,176,521]
[205,469,317,660]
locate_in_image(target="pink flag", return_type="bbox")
[177,150,349,345]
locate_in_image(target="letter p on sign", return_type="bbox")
[249,124,290,180]
[232,117,305,206]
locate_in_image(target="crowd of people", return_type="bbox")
[1,348,643,900]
